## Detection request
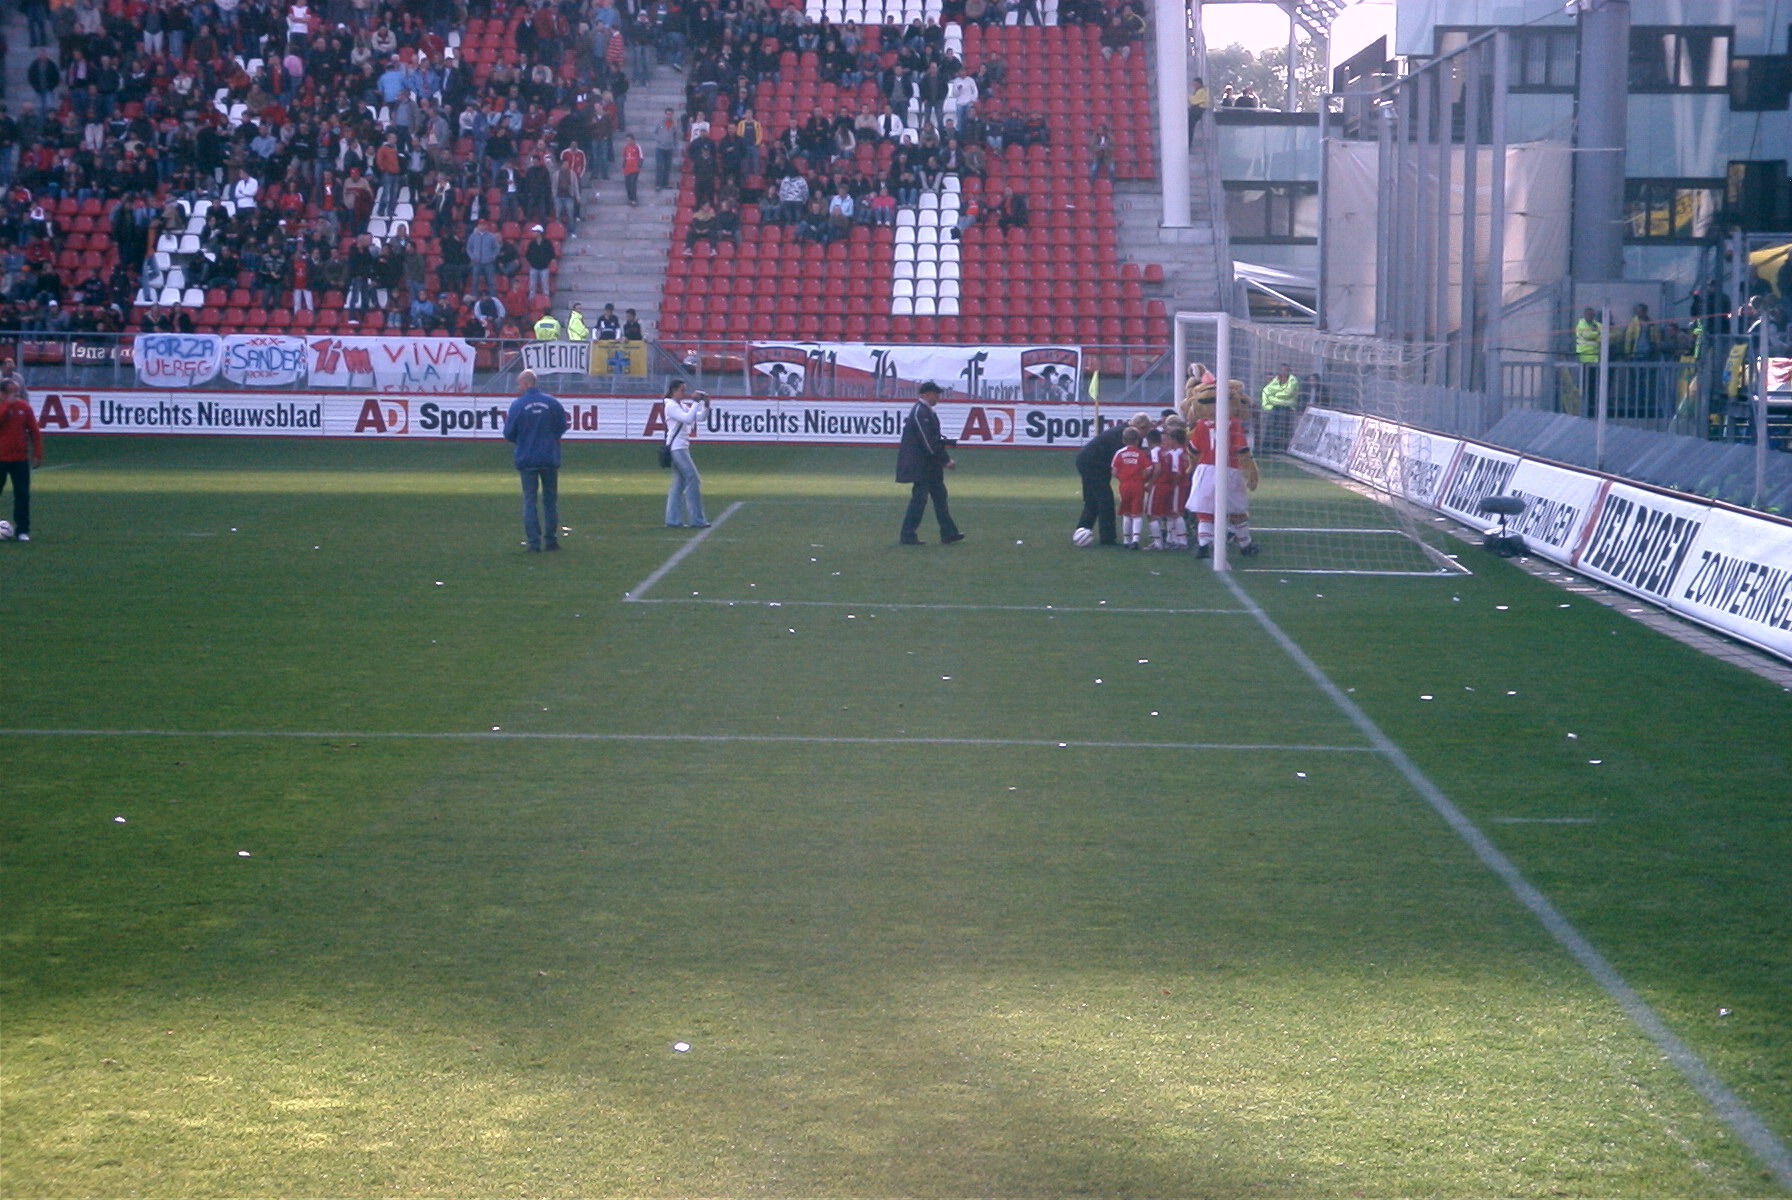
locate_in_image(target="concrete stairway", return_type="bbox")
[549,68,688,340]
[1112,11,1237,320]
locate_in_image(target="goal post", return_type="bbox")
[1173,311,1468,577]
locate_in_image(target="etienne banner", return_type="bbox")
[748,342,1082,401]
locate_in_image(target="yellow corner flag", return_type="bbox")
[1087,369,1101,422]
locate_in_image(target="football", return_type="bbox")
[0,520,13,540]
[1071,526,1094,547]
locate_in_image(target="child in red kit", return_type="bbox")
[1110,424,1154,549]
[1148,424,1192,549]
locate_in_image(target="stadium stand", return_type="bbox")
[656,9,1162,351]
[0,0,1160,360]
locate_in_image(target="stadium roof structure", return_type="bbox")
[1197,0,1353,44]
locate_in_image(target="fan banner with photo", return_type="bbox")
[747,342,1082,401]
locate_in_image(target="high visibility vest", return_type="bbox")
[566,312,589,341]
[1260,375,1298,410]
[534,315,562,340]
[1574,318,1601,363]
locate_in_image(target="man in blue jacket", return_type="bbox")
[503,370,569,552]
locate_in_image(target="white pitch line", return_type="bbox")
[1221,573,1792,1191]
[0,728,1376,753]
[628,598,1249,616]
[1487,817,1602,825]
[622,501,743,600]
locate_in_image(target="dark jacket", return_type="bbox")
[895,399,951,482]
[504,387,568,469]
[1074,420,1130,476]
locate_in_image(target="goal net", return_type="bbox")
[1173,312,1467,576]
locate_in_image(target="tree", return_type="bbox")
[1204,36,1326,111]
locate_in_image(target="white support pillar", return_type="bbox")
[1155,0,1191,227]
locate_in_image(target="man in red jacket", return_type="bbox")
[620,132,642,206]
[0,378,42,541]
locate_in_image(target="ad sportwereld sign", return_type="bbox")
[29,390,1132,448]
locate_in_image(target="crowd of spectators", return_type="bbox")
[0,0,1145,340]
[665,0,1139,253]
[0,0,638,337]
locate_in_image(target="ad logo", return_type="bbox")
[35,393,92,430]
[959,406,1016,443]
[353,397,410,434]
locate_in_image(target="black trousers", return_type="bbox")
[901,474,959,539]
[1077,470,1116,543]
[1,460,28,534]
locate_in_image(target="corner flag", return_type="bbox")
[1087,369,1100,422]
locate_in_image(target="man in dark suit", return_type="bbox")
[896,381,964,545]
[1074,412,1152,545]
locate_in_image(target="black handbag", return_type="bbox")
[657,438,673,468]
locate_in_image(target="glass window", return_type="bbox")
[1630,28,1730,92]
[1510,28,1577,91]
[1224,183,1319,242]
[1624,180,1722,240]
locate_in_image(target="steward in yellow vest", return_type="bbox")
[566,305,590,341]
[1574,308,1602,363]
[534,313,562,340]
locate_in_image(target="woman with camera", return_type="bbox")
[662,380,712,528]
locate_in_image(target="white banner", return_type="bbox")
[1287,407,1364,473]
[131,335,476,392]
[29,389,1124,449]
[1671,507,1792,660]
[520,341,591,376]
[304,336,477,393]
[747,341,1082,401]
[1435,442,1523,526]
[1492,459,1608,565]
[221,334,308,387]
[1574,483,1710,602]
[1346,417,1461,505]
[133,334,224,388]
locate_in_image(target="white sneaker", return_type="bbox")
[16,533,29,541]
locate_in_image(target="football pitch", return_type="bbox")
[2,437,1789,1199]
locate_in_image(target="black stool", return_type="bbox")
[1477,495,1528,558]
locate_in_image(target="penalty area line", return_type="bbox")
[629,598,1250,616]
[0,728,1376,754]
[622,501,743,601]
[1221,572,1792,1192]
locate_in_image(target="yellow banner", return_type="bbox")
[590,339,648,377]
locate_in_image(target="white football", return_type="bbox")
[0,520,13,540]
[1071,526,1094,547]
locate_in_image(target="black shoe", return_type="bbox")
[544,539,560,551]
[690,522,711,528]
[1194,543,1212,559]
[1237,541,1260,557]
[942,532,965,544]
[899,535,924,545]
[526,543,542,552]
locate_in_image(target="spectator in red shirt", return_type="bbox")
[0,377,42,541]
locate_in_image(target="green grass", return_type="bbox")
[2,437,1789,1198]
